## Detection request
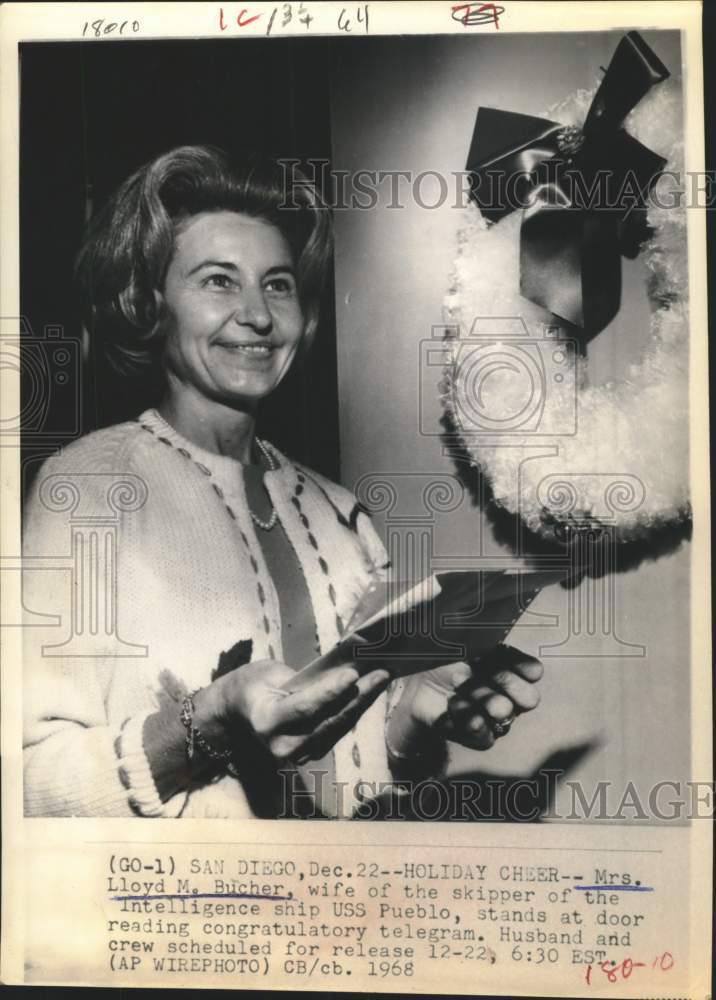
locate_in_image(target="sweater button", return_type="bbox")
[352,743,361,768]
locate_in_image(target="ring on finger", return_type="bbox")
[491,714,516,738]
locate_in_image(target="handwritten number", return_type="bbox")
[338,4,369,33]
[264,3,313,33]
[82,17,139,37]
[585,954,674,984]
[356,3,369,31]
[212,2,364,35]
[298,2,313,28]
[601,961,618,984]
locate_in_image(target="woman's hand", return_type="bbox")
[387,644,543,757]
[197,659,391,765]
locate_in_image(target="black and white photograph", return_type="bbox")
[17,24,694,822]
[1,1,712,994]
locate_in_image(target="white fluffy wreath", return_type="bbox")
[443,79,690,543]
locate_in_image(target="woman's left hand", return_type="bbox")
[390,644,543,753]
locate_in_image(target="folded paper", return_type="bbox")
[284,568,569,691]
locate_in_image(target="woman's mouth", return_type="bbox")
[215,342,275,356]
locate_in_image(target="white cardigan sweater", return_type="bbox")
[22,409,394,819]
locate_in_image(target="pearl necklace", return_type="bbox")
[138,418,280,531]
[250,438,279,531]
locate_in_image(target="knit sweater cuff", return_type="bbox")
[116,713,188,818]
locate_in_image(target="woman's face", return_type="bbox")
[161,211,305,410]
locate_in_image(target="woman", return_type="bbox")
[22,146,543,819]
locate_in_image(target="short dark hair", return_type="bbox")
[75,145,332,374]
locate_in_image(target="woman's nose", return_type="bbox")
[233,286,272,333]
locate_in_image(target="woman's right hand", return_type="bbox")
[194,660,391,765]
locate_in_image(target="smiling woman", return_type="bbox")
[160,212,305,435]
[22,146,544,819]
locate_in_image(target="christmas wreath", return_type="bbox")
[443,33,690,545]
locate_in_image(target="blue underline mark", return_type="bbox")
[574,885,654,892]
[111,892,288,902]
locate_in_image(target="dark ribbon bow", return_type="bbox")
[466,32,670,340]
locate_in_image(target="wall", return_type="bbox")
[331,30,689,819]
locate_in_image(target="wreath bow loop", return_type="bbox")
[466,31,670,338]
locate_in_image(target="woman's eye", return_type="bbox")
[265,276,295,295]
[204,273,234,289]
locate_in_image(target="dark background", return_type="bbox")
[19,38,340,497]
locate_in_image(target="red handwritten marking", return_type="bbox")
[585,953,674,985]
[451,2,502,29]
[237,8,261,26]
[218,7,262,30]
